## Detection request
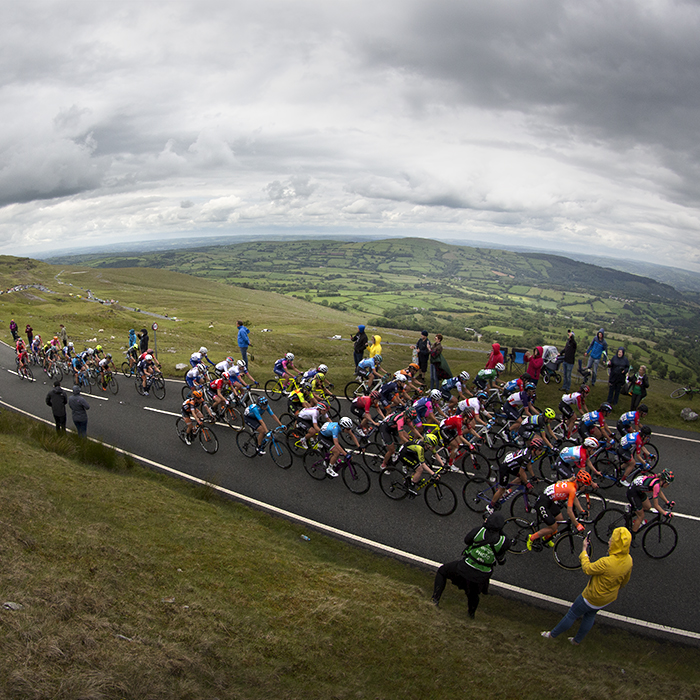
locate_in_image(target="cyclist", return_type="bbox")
[578,403,614,443]
[504,383,537,422]
[181,389,206,445]
[356,354,387,386]
[287,383,314,415]
[71,351,88,385]
[126,341,139,370]
[97,353,116,390]
[439,412,476,468]
[556,437,602,480]
[396,433,445,494]
[378,407,417,470]
[440,372,473,410]
[350,391,382,435]
[62,341,75,362]
[616,404,648,436]
[308,369,331,401]
[626,470,674,543]
[456,391,492,428]
[486,436,543,513]
[511,407,557,449]
[474,363,505,391]
[228,359,257,390]
[215,356,236,376]
[31,334,42,363]
[411,392,446,435]
[318,416,361,478]
[273,352,301,391]
[15,338,29,372]
[526,470,592,551]
[94,344,105,361]
[190,346,216,369]
[559,386,590,438]
[301,363,329,387]
[618,425,655,485]
[243,396,284,455]
[296,402,329,448]
[502,375,524,398]
[377,377,407,412]
[208,372,231,416]
[185,363,207,393]
[137,353,157,395]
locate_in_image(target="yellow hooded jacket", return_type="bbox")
[369,335,382,358]
[579,527,633,607]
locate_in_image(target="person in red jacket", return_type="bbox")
[485,342,504,370]
[525,346,544,384]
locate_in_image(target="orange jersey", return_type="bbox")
[544,480,577,508]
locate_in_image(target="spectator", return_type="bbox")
[25,324,33,345]
[431,512,510,619]
[351,324,368,368]
[9,319,18,341]
[58,323,68,347]
[68,385,90,438]
[128,328,137,348]
[485,342,504,370]
[562,330,577,392]
[607,347,630,406]
[430,333,452,389]
[45,379,67,433]
[584,328,608,386]
[368,334,382,358]
[415,330,431,381]
[541,527,632,645]
[237,320,251,367]
[138,327,149,354]
[629,365,649,411]
[525,346,544,384]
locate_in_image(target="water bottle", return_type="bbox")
[300,535,310,541]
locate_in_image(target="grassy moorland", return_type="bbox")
[1,411,699,700]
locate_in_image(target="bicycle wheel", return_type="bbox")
[106,375,118,395]
[553,532,585,570]
[269,439,293,469]
[152,377,166,400]
[181,384,192,400]
[538,454,559,484]
[461,477,495,513]
[325,395,342,420]
[503,517,535,554]
[594,457,618,490]
[362,447,386,474]
[342,460,371,495]
[82,376,92,394]
[644,442,659,469]
[236,430,259,458]
[460,450,493,480]
[541,372,550,385]
[670,387,687,398]
[50,364,63,381]
[343,381,363,401]
[175,417,188,443]
[424,480,457,516]
[581,492,607,525]
[87,369,98,387]
[286,427,309,457]
[510,490,537,519]
[264,378,283,401]
[198,426,219,454]
[303,449,328,480]
[222,405,243,430]
[642,521,677,559]
[135,378,145,396]
[593,507,627,544]
[379,468,409,500]
[278,412,295,428]
[121,361,132,377]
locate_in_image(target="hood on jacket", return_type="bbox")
[484,512,505,532]
[597,328,605,338]
[358,325,365,332]
[72,385,81,395]
[492,342,500,352]
[609,526,631,556]
[617,347,626,356]
[373,335,382,343]
[534,346,543,358]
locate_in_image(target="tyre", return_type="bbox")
[424,480,457,516]
[121,361,132,377]
[198,426,219,454]
[269,439,293,469]
[49,364,63,381]
[278,412,295,428]
[503,517,535,554]
[175,418,188,443]
[236,430,259,458]
[304,449,328,480]
[151,377,166,400]
[461,477,495,513]
[642,521,677,559]
[670,387,687,398]
[342,461,371,495]
[222,406,243,431]
[594,457,618,490]
[553,372,562,384]
[510,491,537,519]
[593,507,627,544]
[108,375,119,395]
[538,454,559,484]
[460,450,493,480]
[82,376,92,394]
[287,427,309,457]
[542,372,550,385]
[135,378,145,396]
[362,448,386,474]
[325,395,342,420]
[264,378,283,401]
[554,532,585,570]
[181,384,192,400]
[581,491,607,524]
[644,442,659,469]
[344,381,364,401]
[87,369,98,387]
[379,468,409,500]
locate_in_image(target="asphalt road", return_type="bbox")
[3,346,699,642]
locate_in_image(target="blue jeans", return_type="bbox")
[586,356,601,385]
[550,594,599,644]
[239,346,248,368]
[562,362,574,392]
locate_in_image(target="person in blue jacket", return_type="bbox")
[584,328,608,387]
[237,320,251,368]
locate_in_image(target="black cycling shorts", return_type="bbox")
[498,462,522,488]
[350,404,365,420]
[559,401,574,419]
[379,423,400,446]
[535,495,561,526]
[627,485,647,511]
[504,403,521,422]
[244,415,262,431]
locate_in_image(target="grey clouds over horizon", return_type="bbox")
[2,1,700,270]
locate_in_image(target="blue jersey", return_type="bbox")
[618,410,639,428]
[379,381,398,399]
[412,397,433,421]
[244,404,273,421]
[319,421,341,440]
[357,358,375,372]
[581,411,602,427]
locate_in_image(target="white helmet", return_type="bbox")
[583,437,599,450]
[430,389,442,401]
[495,362,506,372]
[339,417,353,429]
[318,364,328,374]
[68,342,74,348]
[197,362,207,374]
[237,360,246,368]
[145,354,153,361]
[395,372,408,383]
[459,371,470,381]
[286,352,294,361]
[199,346,208,354]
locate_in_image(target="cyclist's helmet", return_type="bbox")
[257,396,268,407]
[599,402,612,414]
[581,385,591,394]
[459,371,470,381]
[525,383,536,392]
[409,363,419,372]
[286,352,294,361]
[583,437,599,450]
[222,372,231,381]
[191,389,203,399]
[369,390,380,400]
[237,360,246,368]
[430,389,443,401]
[316,372,326,380]
[529,436,545,449]
[199,346,208,354]
[476,391,488,401]
[96,344,103,351]
[575,469,593,486]
[638,404,648,414]
[374,354,382,364]
[197,362,207,374]
[226,356,234,363]
[106,353,112,359]
[404,407,418,421]
[318,364,328,374]
[462,408,474,421]
[317,402,329,412]
[145,354,153,361]
[660,469,674,484]
[544,407,556,420]
[147,348,155,355]
[395,372,408,383]
[339,417,353,429]
[423,433,440,448]
[640,425,652,437]
[495,362,506,372]
[68,342,74,348]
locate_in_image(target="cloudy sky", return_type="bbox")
[2,0,700,270]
